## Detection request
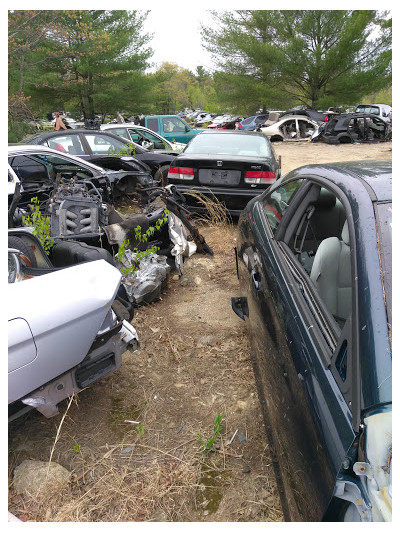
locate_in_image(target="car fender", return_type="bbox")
[8,260,121,403]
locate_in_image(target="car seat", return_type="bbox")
[310,220,352,322]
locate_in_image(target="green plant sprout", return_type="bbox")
[198,412,225,455]
[115,210,169,275]
[22,196,55,255]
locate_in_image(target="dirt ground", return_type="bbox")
[8,141,391,523]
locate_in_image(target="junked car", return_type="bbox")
[8,145,154,209]
[167,130,281,216]
[258,115,319,141]
[237,114,270,131]
[312,113,391,144]
[354,104,392,123]
[232,160,392,521]
[100,123,186,153]
[20,129,175,182]
[8,228,139,421]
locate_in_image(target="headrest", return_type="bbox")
[313,188,337,210]
[341,220,350,245]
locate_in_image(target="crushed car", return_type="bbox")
[8,228,139,421]
[311,113,392,144]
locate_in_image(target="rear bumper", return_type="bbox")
[172,184,272,216]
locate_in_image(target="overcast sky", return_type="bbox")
[143,9,218,73]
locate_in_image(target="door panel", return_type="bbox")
[238,188,356,520]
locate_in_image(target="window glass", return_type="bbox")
[109,128,130,140]
[147,118,159,132]
[162,117,186,133]
[241,117,253,125]
[128,128,167,149]
[45,134,85,156]
[262,180,303,233]
[9,153,94,184]
[84,133,128,154]
[184,132,273,157]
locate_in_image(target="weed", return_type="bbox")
[22,197,54,255]
[115,210,169,275]
[198,412,225,455]
[73,442,81,453]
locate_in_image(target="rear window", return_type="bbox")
[241,117,254,125]
[183,133,273,157]
[355,105,380,116]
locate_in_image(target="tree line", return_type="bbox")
[8,9,391,134]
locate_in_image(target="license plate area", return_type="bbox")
[198,169,241,186]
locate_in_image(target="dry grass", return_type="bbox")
[183,191,238,255]
[8,196,283,523]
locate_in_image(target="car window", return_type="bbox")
[162,117,186,133]
[128,128,167,149]
[262,180,303,233]
[241,117,253,125]
[255,115,269,123]
[184,133,273,157]
[285,186,351,329]
[108,128,130,140]
[45,134,85,156]
[9,153,95,184]
[147,118,159,132]
[84,133,128,154]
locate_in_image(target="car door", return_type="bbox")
[237,177,357,520]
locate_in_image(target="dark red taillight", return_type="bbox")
[244,170,276,184]
[167,166,194,180]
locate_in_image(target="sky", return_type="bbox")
[142,9,218,73]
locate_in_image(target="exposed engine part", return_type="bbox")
[48,179,108,239]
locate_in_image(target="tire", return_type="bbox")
[8,236,37,267]
[153,164,170,186]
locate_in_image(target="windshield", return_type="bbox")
[183,133,273,157]
[375,202,392,333]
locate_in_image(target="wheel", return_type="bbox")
[153,164,170,186]
[8,236,37,267]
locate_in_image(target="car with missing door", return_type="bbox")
[166,130,281,216]
[232,160,392,521]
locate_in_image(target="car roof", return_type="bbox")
[285,160,391,202]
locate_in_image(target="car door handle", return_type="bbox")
[251,269,262,291]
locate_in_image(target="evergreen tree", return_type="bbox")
[201,10,392,110]
[8,10,154,119]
